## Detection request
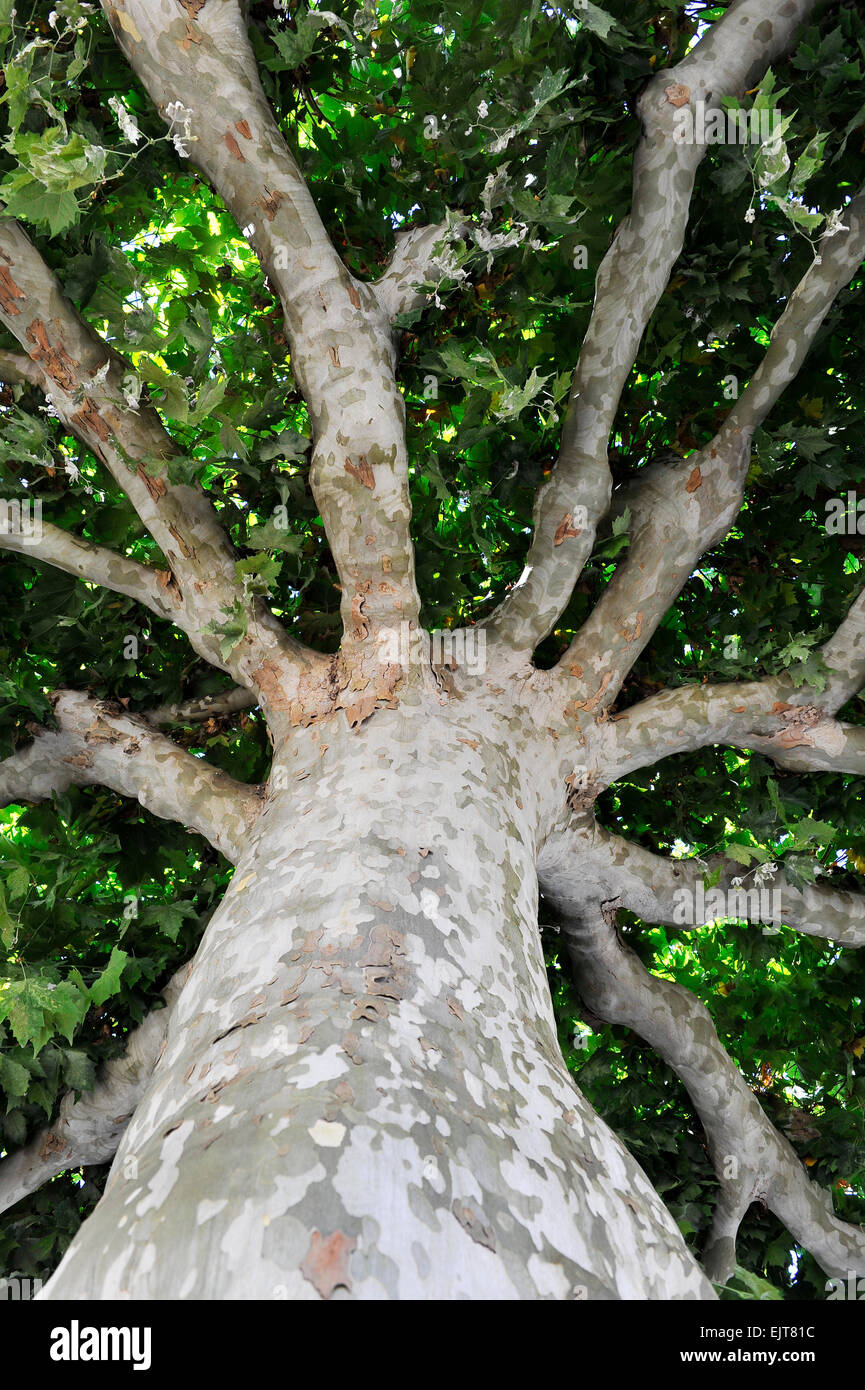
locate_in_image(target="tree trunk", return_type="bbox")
[39,705,711,1300]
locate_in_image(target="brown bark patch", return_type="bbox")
[350,588,370,641]
[178,22,202,48]
[553,512,582,546]
[301,1230,356,1299]
[619,612,643,643]
[136,463,167,501]
[63,751,94,769]
[25,319,77,391]
[665,83,691,107]
[155,568,182,603]
[685,466,702,493]
[167,523,195,560]
[328,345,341,367]
[347,285,361,309]
[251,659,293,712]
[565,771,599,812]
[451,1201,496,1251]
[570,671,612,714]
[39,1130,70,1161]
[773,703,822,747]
[256,187,283,221]
[178,0,207,15]
[341,693,378,729]
[70,397,111,444]
[344,454,375,490]
[224,130,246,161]
[235,119,252,140]
[0,266,26,315]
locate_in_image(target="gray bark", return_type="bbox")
[37,703,712,1300]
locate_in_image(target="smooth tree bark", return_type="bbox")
[0,0,863,1299]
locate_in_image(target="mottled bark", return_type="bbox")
[0,691,261,863]
[38,702,712,1300]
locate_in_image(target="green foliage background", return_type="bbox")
[0,0,863,1297]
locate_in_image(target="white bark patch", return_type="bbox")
[308,1120,346,1147]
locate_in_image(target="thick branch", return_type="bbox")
[0,691,262,863]
[544,890,865,1284]
[483,0,816,656]
[0,966,189,1217]
[147,686,257,726]
[599,676,865,782]
[0,517,184,625]
[102,0,421,651]
[0,215,310,716]
[556,190,865,710]
[540,820,865,948]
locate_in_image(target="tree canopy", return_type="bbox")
[0,0,864,1300]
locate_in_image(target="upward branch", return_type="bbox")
[0,216,313,723]
[102,0,421,656]
[557,191,865,711]
[482,0,817,658]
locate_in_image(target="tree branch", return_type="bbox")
[543,889,865,1284]
[482,0,817,657]
[599,676,865,783]
[553,189,865,710]
[540,820,865,948]
[146,686,257,726]
[101,0,421,655]
[0,965,189,1218]
[0,215,312,719]
[0,691,262,863]
[374,219,466,320]
[0,517,186,625]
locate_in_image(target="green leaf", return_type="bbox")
[725,842,768,867]
[235,552,282,595]
[0,881,17,951]
[0,177,80,236]
[89,947,129,1008]
[0,1052,29,1100]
